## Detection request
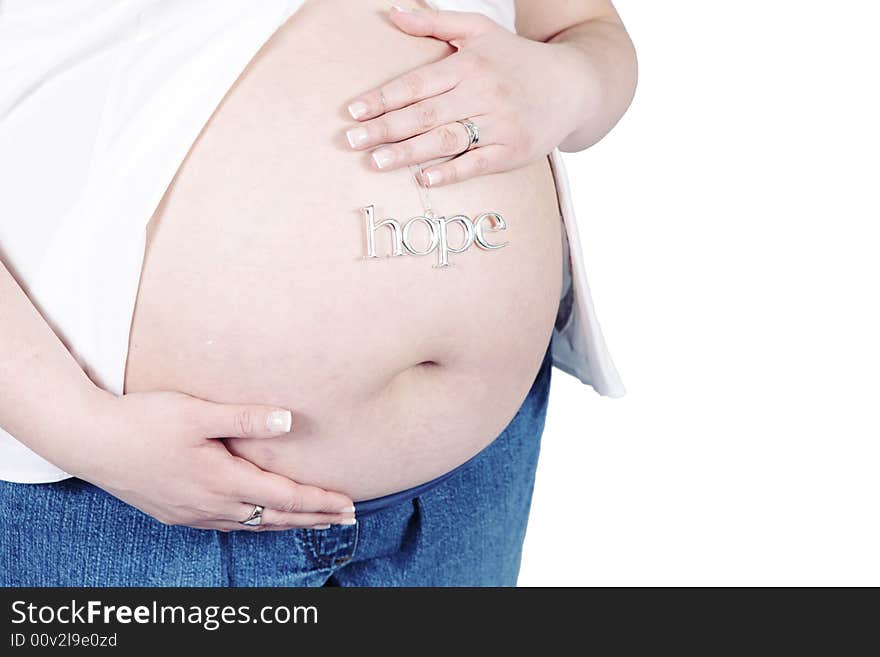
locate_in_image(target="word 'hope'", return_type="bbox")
[362,205,508,267]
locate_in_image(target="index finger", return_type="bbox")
[347,55,462,121]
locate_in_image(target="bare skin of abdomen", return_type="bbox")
[124,0,563,500]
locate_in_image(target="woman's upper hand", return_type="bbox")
[64,391,356,532]
[344,6,593,187]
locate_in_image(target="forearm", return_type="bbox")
[0,258,106,466]
[549,17,638,152]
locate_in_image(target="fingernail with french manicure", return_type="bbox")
[337,505,355,514]
[424,170,441,187]
[338,517,357,526]
[348,101,368,120]
[346,126,369,148]
[312,524,331,530]
[371,148,394,169]
[266,410,292,433]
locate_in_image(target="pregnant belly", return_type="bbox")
[124,0,563,500]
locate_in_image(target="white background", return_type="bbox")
[520,0,880,586]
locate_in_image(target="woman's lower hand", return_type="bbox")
[344,6,592,187]
[64,391,356,532]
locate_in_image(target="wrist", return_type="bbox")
[543,40,603,150]
[56,382,120,481]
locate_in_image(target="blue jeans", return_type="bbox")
[0,347,551,587]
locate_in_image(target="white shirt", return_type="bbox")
[0,0,624,484]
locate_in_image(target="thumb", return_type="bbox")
[198,401,293,439]
[389,5,492,45]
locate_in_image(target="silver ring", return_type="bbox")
[456,119,480,154]
[240,504,264,527]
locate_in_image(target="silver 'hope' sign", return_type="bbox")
[361,205,508,268]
